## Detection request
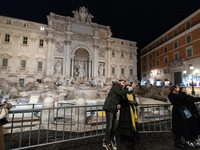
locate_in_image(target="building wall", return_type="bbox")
[0,7,138,86]
[140,9,200,86]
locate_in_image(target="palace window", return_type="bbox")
[174,29,178,37]
[5,34,10,42]
[6,20,11,24]
[143,65,146,70]
[38,61,43,70]
[130,69,133,75]
[164,57,168,64]
[2,58,8,67]
[39,39,44,47]
[157,41,159,47]
[156,51,159,57]
[186,35,191,43]
[130,53,132,59]
[174,41,178,49]
[112,50,115,57]
[164,36,167,42]
[121,68,124,75]
[143,57,145,62]
[164,47,168,53]
[21,60,26,68]
[24,23,28,28]
[186,21,191,30]
[174,53,179,60]
[112,67,115,74]
[187,48,192,57]
[150,54,152,59]
[150,62,152,68]
[156,60,160,66]
[121,51,124,58]
[23,37,28,45]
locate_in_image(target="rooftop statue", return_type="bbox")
[72,6,93,24]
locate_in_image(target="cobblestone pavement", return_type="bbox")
[5,132,200,150]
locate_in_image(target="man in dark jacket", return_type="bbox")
[103,80,137,150]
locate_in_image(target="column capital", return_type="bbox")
[47,37,55,43]
[64,40,72,45]
[93,44,99,49]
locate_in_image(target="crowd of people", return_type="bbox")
[103,80,200,150]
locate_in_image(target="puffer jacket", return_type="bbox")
[103,82,129,114]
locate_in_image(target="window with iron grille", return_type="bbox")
[2,58,8,67]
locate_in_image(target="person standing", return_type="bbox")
[168,86,200,148]
[103,80,137,150]
[118,85,138,149]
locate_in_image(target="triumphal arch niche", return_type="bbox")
[45,6,137,84]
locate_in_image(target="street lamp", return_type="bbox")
[190,66,195,95]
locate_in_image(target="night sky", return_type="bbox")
[0,0,200,55]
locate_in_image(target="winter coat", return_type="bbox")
[118,93,138,137]
[168,92,200,138]
[103,82,129,114]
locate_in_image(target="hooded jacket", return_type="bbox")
[103,82,132,114]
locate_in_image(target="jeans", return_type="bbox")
[104,111,118,144]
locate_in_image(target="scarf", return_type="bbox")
[126,93,138,132]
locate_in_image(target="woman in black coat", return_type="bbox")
[168,86,200,148]
[118,85,138,148]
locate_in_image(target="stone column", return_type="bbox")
[106,48,111,78]
[64,31,73,77]
[89,58,91,78]
[45,28,55,79]
[93,37,99,78]
[71,58,74,77]
[64,40,71,77]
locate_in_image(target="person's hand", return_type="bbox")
[130,101,136,104]
[131,82,138,89]
[117,104,121,110]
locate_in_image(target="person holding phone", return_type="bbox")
[103,80,137,150]
[168,86,200,148]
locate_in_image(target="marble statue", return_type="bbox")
[79,6,88,23]
[107,28,112,38]
[54,60,62,74]
[66,20,72,31]
[72,6,93,24]
[72,10,79,21]
[87,13,93,24]
[98,64,104,76]
[47,15,53,27]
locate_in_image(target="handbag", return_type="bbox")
[179,106,192,119]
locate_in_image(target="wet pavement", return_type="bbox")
[4,132,200,150]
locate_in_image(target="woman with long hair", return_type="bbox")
[168,86,200,148]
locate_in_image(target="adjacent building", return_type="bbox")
[140,9,200,87]
[0,6,137,86]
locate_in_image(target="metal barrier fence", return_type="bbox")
[4,104,172,150]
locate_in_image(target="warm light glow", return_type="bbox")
[183,70,187,74]
[194,69,199,74]
[190,66,194,70]
[40,27,45,30]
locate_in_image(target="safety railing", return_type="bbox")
[4,104,172,150]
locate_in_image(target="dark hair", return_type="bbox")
[179,87,186,92]
[169,86,177,92]
[119,79,126,82]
